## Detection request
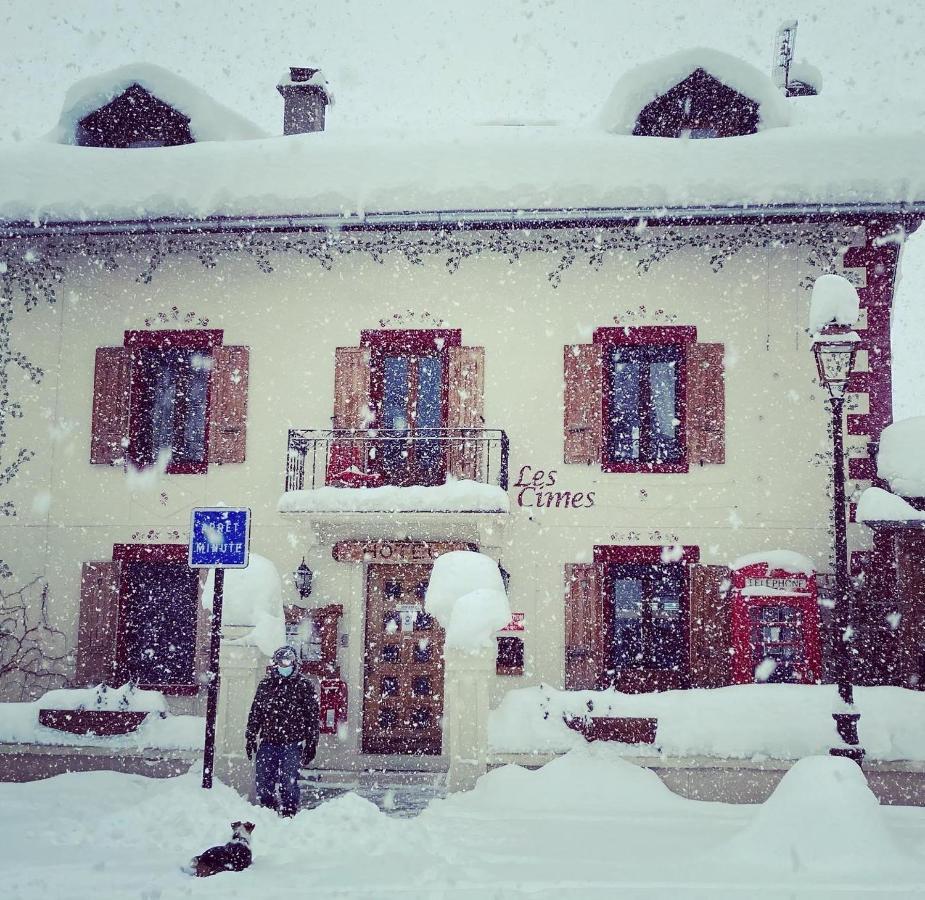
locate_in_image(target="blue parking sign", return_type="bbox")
[189,507,251,568]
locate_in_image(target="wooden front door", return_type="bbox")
[363,564,444,755]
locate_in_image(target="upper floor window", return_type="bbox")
[563,325,725,473]
[90,330,249,474]
[328,329,485,487]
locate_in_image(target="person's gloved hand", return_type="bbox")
[301,742,315,768]
[245,735,258,760]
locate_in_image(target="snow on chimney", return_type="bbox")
[276,67,332,134]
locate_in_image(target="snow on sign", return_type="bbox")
[188,507,251,568]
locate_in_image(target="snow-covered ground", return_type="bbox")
[2,748,924,899]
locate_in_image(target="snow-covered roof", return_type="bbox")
[46,63,267,145]
[3,51,925,230]
[3,123,925,229]
[877,417,925,497]
[856,486,925,524]
[598,48,791,134]
[729,550,816,574]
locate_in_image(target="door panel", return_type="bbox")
[362,564,444,755]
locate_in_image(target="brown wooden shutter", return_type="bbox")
[564,562,604,690]
[687,343,725,465]
[688,564,731,688]
[333,346,371,429]
[90,347,131,465]
[208,346,249,464]
[75,561,121,686]
[563,344,603,464]
[447,346,485,480]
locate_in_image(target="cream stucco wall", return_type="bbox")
[0,223,874,767]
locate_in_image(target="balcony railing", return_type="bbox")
[284,428,510,493]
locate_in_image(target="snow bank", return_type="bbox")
[722,756,909,872]
[6,124,925,225]
[36,683,167,713]
[598,48,792,134]
[47,63,266,144]
[278,479,510,514]
[425,551,510,651]
[0,700,203,750]
[204,552,285,655]
[729,549,816,574]
[857,486,925,523]
[488,683,925,761]
[878,417,925,497]
[809,273,860,333]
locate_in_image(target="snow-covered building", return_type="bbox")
[2,48,924,776]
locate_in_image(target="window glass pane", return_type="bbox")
[382,356,410,431]
[649,360,678,461]
[148,350,179,462]
[612,564,685,671]
[178,351,209,463]
[610,350,641,460]
[416,356,442,429]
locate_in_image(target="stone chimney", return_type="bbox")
[277,67,331,134]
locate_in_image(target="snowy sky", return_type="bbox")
[1,0,923,415]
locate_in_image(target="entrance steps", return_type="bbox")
[299,768,447,817]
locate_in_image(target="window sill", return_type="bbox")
[136,683,200,696]
[601,460,689,474]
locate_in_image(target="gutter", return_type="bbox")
[2,202,925,238]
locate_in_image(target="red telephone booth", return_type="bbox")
[730,560,822,684]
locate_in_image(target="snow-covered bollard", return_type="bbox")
[425,551,511,792]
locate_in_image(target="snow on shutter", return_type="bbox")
[75,561,121,686]
[564,563,604,690]
[563,344,603,464]
[208,346,249,464]
[90,347,131,465]
[447,346,485,480]
[193,570,210,690]
[688,564,731,688]
[687,343,725,465]
[333,346,371,430]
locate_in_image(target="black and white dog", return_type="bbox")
[185,821,255,877]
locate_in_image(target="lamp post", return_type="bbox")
[812,329,865,765]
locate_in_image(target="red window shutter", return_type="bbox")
[687,343,725,465]
[90,347,131,465]
[208,346,249,464]
[564,563,604,690]
[333,347,371,430]
[75,561,121,686]
[446,346,485,480]
[688,564,731,688]
[563,344,602,464]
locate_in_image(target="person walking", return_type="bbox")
[245,645,319,817]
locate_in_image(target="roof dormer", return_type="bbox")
[599,48,791,138]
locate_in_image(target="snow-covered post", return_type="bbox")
[213,627,265,798]
[424,551,511,793]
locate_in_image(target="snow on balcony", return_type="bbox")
[277,478,510,514]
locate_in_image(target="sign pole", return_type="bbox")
[202,567,224,789]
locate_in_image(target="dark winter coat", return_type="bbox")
[245,670,319,758]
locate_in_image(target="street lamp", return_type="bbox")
[294,557,313,601]
[812,327,865,764]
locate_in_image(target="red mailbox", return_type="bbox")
[730,560,822,685]
[318,678,348,734]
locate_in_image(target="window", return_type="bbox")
[90,330,249,473]
[607,344,684,467]
[75,544,203,695]
[564,546,705,693]
[329,330,486,487]
[610,563,685,670]
[563,326,724,471]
